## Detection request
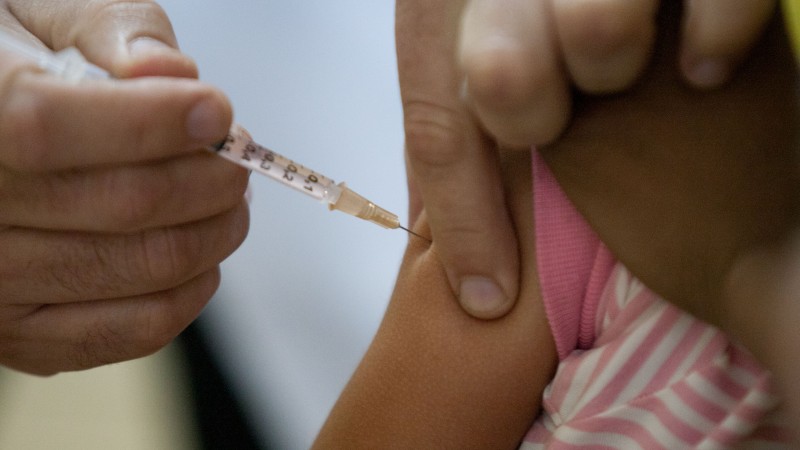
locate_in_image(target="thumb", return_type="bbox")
[10,0,197,79]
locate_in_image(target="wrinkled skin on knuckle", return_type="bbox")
[134,226,203,290]
[103,166,170,232]
[435,221,492,261]
[92,0,170,24]
[40,237,127,299]
[38,233,163,302]
[403,100,470,171]
[64,0,173,46]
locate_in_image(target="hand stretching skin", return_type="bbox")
[0,0,249,375]
[398,0,776,319]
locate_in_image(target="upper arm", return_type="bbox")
[313,152,557,449]
[541,8,800,324]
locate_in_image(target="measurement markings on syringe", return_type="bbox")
[216,126,337,201]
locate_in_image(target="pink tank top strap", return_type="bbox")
[532,151,616,360]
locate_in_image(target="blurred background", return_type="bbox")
[0,1,405,449]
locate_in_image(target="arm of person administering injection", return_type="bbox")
[398,0,778,320]
[313,151,557,448]
[0,0,248,375]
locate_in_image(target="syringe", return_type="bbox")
[0,29,421,234]
[213,124,401,229]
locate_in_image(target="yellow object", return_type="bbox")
[329,183,400,229]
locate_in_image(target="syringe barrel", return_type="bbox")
[213,124,341,204]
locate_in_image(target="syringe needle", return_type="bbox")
[398,225,432,243]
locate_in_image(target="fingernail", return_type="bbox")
[684,57,729,88]
[128,37,174,58]
[186,98,225,144]
[459,276,510,319]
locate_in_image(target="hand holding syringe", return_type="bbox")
[0,29,423,236]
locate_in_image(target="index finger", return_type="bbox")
[0,73,231,172]
[397,0,519,319]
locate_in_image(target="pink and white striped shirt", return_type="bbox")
[522,153,787,449]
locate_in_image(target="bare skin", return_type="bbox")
[316,6,800,447]
[0,0,248,375]
[398,0,776,320]
[541,5,800,439]
[314,152,557,449]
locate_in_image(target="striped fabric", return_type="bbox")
[527,153,787,449]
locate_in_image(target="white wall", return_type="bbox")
[156,2,406,448]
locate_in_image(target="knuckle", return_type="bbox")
[463,46,547,110]
[83,0,171,31]
[403,99,469,170]
[43,238,119,298]
[435,222,499,266]
[104,169,169,232]
[558,0,653,57]
[37,235,137,301]
[134,227,202,288]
